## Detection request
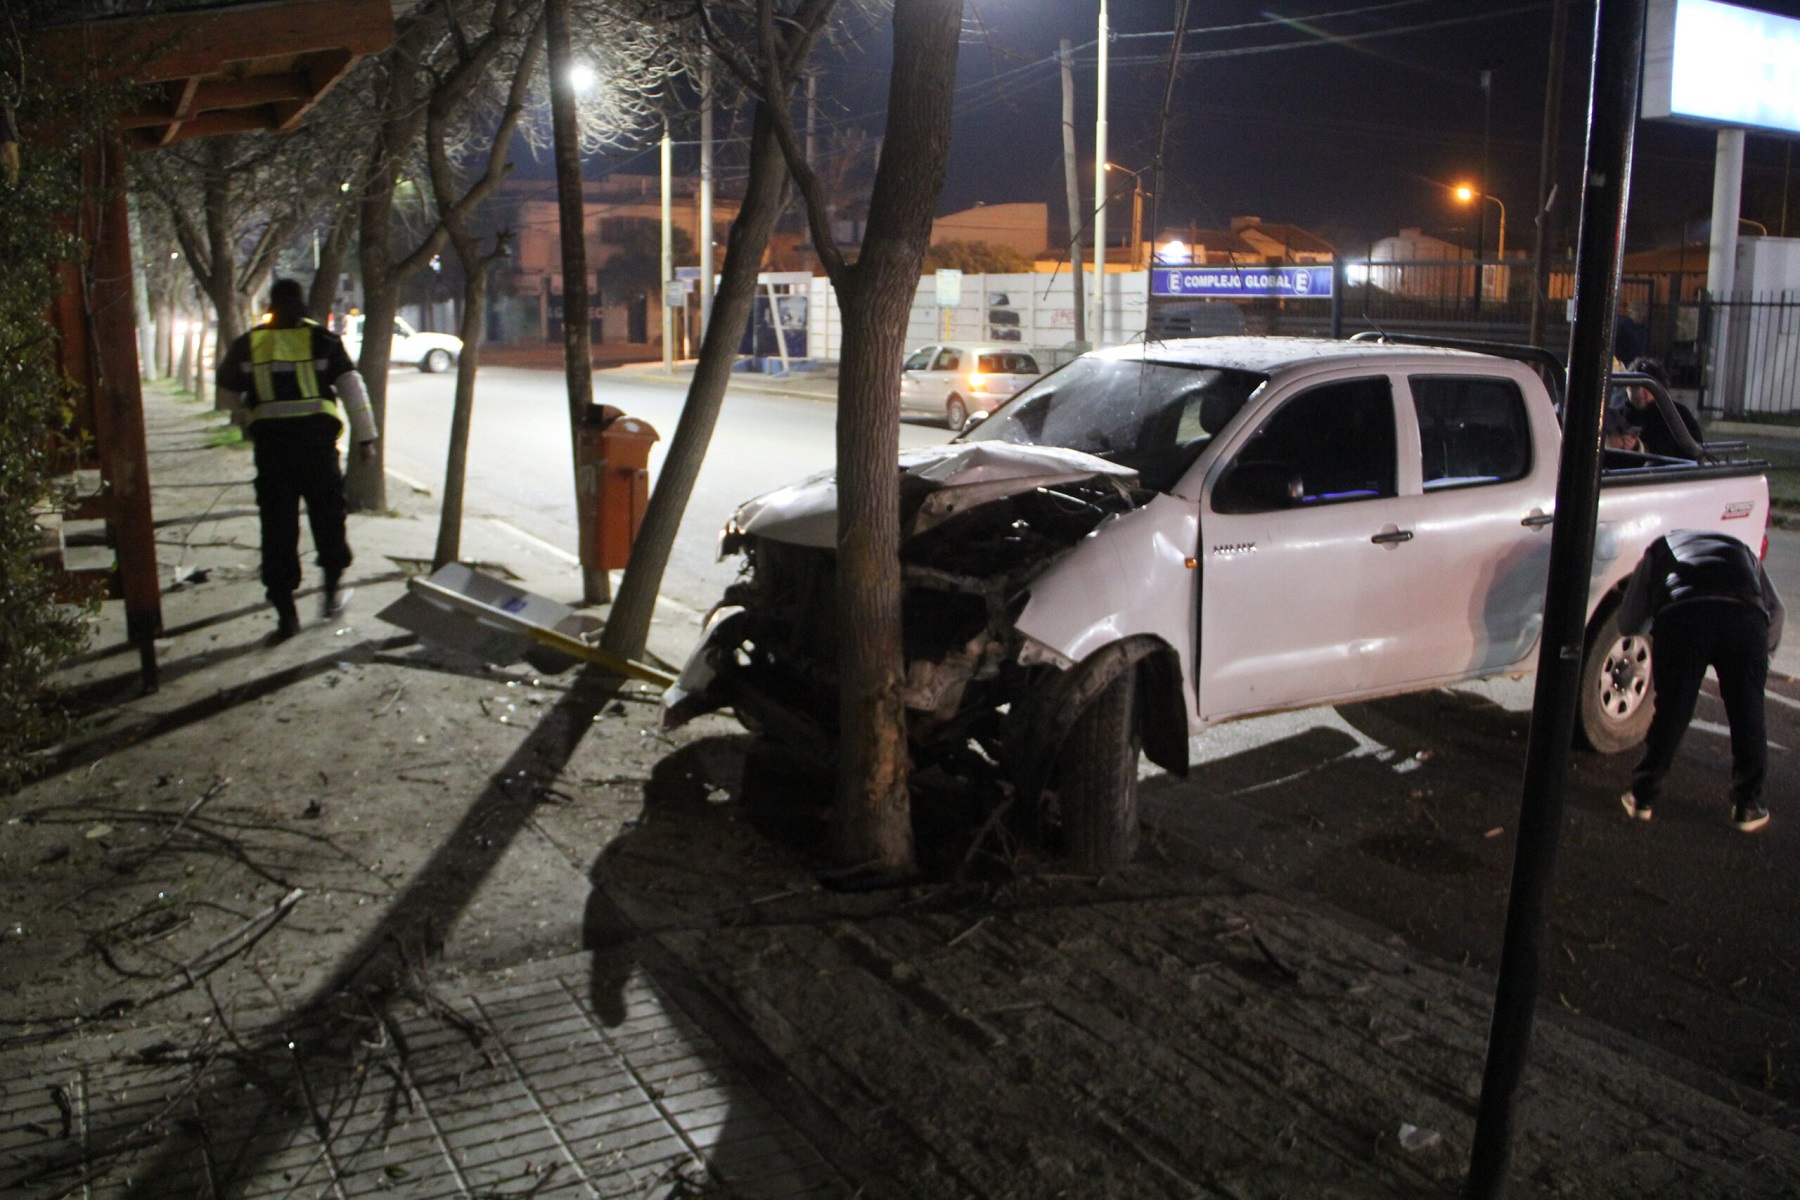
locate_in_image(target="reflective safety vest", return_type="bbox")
[246,321,339,424]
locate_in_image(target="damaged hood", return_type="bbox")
[728,442,1139,549]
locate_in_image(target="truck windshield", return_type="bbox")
[963,357,1266,490]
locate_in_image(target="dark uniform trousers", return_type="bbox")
[251,417,352,599]
[1632,599,1770,807]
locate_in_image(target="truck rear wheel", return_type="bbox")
[1578,605,1655,754]
[1055,669,1141,872]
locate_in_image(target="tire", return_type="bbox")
[1055,668,1141,872]
[945,395,969,432]
[422,348,453,374]
[1577,604,1655,754]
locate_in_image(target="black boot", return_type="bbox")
[269,593,300,644]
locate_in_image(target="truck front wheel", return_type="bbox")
[1055,668,1141,872]
[1578,605,1655,754]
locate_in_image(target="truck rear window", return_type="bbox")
[1410,375,1531,488]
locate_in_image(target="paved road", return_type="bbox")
[381,366,953,614]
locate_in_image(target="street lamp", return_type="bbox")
[1091,0,1109,345]
[1455,184,1507,300]
[1105,162,1146,269]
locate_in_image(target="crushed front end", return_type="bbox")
[662,443,1149,768]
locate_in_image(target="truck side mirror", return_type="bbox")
[1214,461,1303,513]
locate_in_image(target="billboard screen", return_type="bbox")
[1643,0,1800,134]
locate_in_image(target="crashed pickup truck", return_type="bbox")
[666,336,1771,867]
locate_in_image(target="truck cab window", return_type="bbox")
[1411,375,1531,488]
[1214,376,1396,513]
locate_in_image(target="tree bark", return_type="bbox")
[309,200,357,324]
[821,0,964,876]
[429,11,542,568]
[598,105,791,662]
[545,0,606,600]
[433,268,489,568]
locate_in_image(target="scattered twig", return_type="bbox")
[947,915,991,948]
[1252,933,1302,984]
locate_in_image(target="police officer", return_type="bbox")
[216,279,377,641]
[1617,529,1784,832]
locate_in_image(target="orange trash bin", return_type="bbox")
[573,404,659,572]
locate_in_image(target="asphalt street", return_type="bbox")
[380,366,957,615]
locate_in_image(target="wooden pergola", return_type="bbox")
[33,1,393,688]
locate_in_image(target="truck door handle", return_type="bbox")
[1521,513,1554,528]
[1370,529,1414,544]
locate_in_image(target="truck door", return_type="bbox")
[1394,372,1554,679]
[1198,375,1419,720]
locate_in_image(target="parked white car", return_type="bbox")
[341,314,462,373]
[900,343,1041,430]
[667,336,1771,868]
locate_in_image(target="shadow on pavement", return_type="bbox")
[51,668,628,1198]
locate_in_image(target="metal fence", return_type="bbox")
[1694,293,1800,417]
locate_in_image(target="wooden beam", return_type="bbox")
[281,48,357,132]
[34,1,393,86]
[193,74,315,111]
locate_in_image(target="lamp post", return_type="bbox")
[1456,184,1507,302]
[1106,162,1146,269]
[1091,0,1108,345]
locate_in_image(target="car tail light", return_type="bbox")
[1761,534,1769,561]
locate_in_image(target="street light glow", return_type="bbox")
[1454,184,1476,203]
[569,63,596,93]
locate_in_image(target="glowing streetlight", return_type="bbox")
[1454,184,1506,300]
[568,63,596,93]
[1105,162,1146,269]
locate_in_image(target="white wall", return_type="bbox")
[806,270,1152,363]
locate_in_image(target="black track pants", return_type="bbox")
[252,420,352,599]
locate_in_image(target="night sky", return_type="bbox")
[580,0,1800,255]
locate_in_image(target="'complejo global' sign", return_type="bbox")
[1152,265,1333,299]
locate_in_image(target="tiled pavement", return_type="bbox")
[1,956,844,1198]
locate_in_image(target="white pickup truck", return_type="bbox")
[666,337,1771,867]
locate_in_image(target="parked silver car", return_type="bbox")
[900,343,1041,430]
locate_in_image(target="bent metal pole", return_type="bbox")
[1465,0,1645,1195]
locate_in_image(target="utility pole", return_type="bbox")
[660,120,673,372]
[1061,38,1086,344]
[1465,0,1644,1192]
[700,54,715,336]
[1529,0,1570,349]
[1091,0,1108,347]
[1475,65,1493,314]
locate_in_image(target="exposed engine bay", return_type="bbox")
[662,443,1153,770]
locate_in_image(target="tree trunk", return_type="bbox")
[599,106,790,662]
[545,0,604,601]
[309,202,356,324]
[433,262,489,568]
[827,0,965,877]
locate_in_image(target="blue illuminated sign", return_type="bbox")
[1151,265,1334,299]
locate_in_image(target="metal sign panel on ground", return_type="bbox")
[1152,265,1333,299]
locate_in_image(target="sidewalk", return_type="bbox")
[2,383,1798,1198]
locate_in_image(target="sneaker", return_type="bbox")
[1733,804,1770,833]
[321,586,352,620]
[1620,791,1652,821]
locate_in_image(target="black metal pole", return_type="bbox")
[1529,0,1571,349]
[1474,67,1492,316]
[1464,1,1644,1196]
[1331,256,1345,339]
